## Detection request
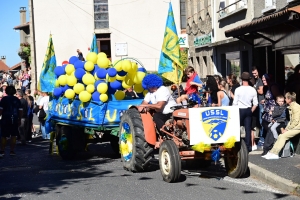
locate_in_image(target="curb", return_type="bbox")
[249,162,300,196]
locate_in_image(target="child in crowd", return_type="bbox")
[264,92,300,159]
[269,95,287,140]
[262,95,287,155]
[176,66,203,104]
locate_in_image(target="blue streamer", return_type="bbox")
[211,148,221,163]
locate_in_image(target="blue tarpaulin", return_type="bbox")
[48,98,143,128]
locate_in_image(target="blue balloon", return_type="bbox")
[110,80,122,90]
[94,64,100,73]
[74,68,86,80]
[60,85,70,93]
[54,66,65,77]
[92,91,101,101]
[107,83,116,94]
[138,67,147,73]
[94,80,105,88]
[53,87,63,97]
[96,68,107,79]
[107,68,117,77]
[117,70,127,76]
[69,56,79,64]
[74,60,84,69]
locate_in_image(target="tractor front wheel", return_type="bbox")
[224,140,248,178]
[159,140,181,183]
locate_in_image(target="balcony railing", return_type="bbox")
[217,0,248,21]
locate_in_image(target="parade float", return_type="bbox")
[48,52,147,159]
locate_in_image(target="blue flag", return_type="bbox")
[90,34,98,53]
[38,34,57,92]
[158,3,183,84]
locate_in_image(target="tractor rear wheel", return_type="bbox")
[56,125,74,160]
[159,140,181,183]
[119,108,153,172]
[224,140,248,178]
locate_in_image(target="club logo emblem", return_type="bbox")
[201,109,228,141]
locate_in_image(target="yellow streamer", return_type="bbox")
[191,142,211,153]
[224,136,236,149]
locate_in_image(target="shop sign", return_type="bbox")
[194,33,212,47]
[178,34,188,48]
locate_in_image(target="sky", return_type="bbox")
[0,0,29,67]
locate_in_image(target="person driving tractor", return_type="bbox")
[139,74,177,135]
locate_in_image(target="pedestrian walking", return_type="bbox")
[233,72,258,152]
[0,86,23,157]
[39,92,50,139]
[16,90,28,145]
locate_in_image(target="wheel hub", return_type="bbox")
[161,150,171,175]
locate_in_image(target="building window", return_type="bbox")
[180,0,186,29]
[94,0,109,29]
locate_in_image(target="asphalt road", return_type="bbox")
[0,137,299,200]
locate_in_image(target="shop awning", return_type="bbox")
[225,5,300,38]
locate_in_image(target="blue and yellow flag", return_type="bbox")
[38,34,57,92]
[90,34,98,53]
[158,2,183,84]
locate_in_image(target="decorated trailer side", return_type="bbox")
[48,97,143,159]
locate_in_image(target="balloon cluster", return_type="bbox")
[53,52,148,103]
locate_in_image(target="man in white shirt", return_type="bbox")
[139,74,177,135]
[233,72,258,152]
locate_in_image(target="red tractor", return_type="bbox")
[119,103,248,183]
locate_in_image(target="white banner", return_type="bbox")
[189,106,240,145]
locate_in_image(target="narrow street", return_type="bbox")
[0,137,298,200]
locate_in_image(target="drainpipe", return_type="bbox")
[30,0,38,90]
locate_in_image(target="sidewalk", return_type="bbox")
[249,150,300,196]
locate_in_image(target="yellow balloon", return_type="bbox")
[114,60,123,71]
[100,94,108,102]
[97,82,108,94]
[114,90,125,100]
[86,52,98,64]
[124,75,134,86]
[65,89,75,99]
[122,81,131,89]
[143,90,148,96]
[130,62,138,73]
[134,72,146,84]
[97,57,109,68]
[86,84,95,93]
[73,83,85,94]
[127,70,136,80]
[82,73,95,85]
[65,64,75,75]
[58,75,67,86]
[122,60,132,72]
[79,91,92,102]
[106,74,116,82]
[97,52,107,58]
[116,74,126,81]
[67,75,77,86]
[134,84,144,93]
[84,61,95,71]
[55,80,59,87]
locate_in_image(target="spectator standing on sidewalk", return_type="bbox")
[233,72,258,152]
[226,73,240,105]
[264,92,300,160]
[25,89,34,142]
[39,92,50,139]
[16,90,28,145]
[0,86,23,157]
[252,67,265,146]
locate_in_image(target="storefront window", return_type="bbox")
[94,0,109,29]
[284,54,299,81]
